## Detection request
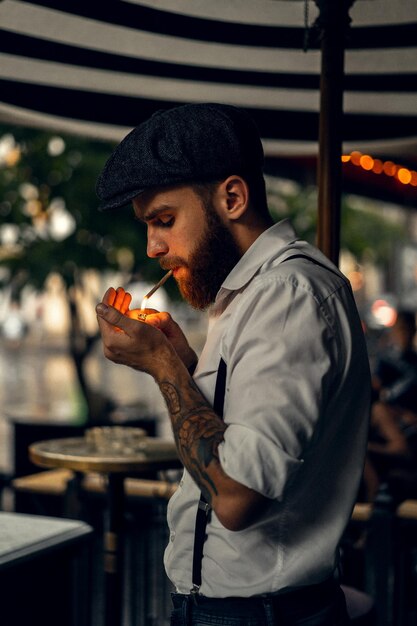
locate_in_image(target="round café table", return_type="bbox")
[29,433,181,626]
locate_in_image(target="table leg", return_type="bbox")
[104,473,125,626]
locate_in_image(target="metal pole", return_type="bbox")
[314,0,354,266]
[104,473,125,626]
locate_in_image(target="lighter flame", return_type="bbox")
[139,269,173,311]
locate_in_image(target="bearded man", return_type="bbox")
[95,103,371,626]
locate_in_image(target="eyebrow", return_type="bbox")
[137,204,175,223]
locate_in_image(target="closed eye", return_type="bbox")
[133,204,176,227]
[155,216,174,228]
[134,214,174,228]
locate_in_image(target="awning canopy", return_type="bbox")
[1,0,416,158]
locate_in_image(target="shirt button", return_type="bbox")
[170,532,175,542]
[179,480,184,487]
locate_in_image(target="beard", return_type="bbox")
[163,205,241,310]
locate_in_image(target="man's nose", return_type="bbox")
[147,235,168,258]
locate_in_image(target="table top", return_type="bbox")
[29,435,181,474]
[0,512,92,569]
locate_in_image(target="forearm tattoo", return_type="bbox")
[160,380,226,503]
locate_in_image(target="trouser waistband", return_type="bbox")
[172,577,342,617]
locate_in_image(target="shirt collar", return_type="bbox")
[218,219,299,295]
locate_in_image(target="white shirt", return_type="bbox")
[164,220,371,597]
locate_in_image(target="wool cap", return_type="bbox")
[96,102,264,211]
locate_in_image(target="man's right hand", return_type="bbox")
[128,308,198,372]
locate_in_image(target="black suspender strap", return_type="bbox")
[213,358,227,419]
[191,357,227,593]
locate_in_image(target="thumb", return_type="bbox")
[96,303,131,332]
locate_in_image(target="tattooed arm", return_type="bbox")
[159,373,267,531]
[96,294,266,531]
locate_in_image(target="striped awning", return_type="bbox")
[1,0,416,158]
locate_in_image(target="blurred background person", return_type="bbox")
[363,311,417,503]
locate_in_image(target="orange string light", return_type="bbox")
[372,159,384,174]
[397,168,412,185]
[359,155,374,170]
[383,161,397,176]
[350,151,362,166]
[342,152,417,189]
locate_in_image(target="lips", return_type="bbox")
[161,263,186,279]
[172,266,188,280]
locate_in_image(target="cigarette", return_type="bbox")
[140,269,173,309]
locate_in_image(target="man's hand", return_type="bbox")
[96,287,175,378]
[97,286,197,372]
[128,309,198,372]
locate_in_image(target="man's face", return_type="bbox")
[133,185,241,309]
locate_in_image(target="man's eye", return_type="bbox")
[158,217,174,227]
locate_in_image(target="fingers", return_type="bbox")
[122,309,174,337]
[102,287,117,306]
[102,287,132,314]
[155,311,173,325]
[114,288,132,314]
[130,310,172,331]
[142,313,161,329]
[96,303,133,334]
[150,311,175,335]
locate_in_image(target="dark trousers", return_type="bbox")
[170,579,350,626]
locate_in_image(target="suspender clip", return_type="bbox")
[190,584,200,596]
[198,499,211,514]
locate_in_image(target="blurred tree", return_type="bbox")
[0,125,166,423]
[0,126,408,422]
[266,175,407,265]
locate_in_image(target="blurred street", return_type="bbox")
[0,308,207,626]
[0,309,207,477]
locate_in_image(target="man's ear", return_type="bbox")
[218,176,249,222]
